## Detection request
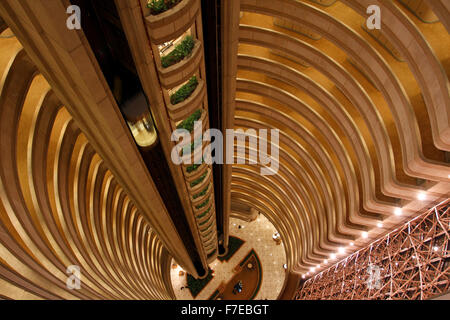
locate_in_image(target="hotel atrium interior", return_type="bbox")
[0,0,449,300]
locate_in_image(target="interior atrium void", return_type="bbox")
[0,0,448,302]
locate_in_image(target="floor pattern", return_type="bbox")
[170,215,287,300]
[216,250,262,300]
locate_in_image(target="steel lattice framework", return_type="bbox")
[296,199,450,300]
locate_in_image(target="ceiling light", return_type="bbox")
[433,246,439,252]
[330,253,336,260]
[394,207,402,216]
[338,247,345,254]
[302,275,305,279]
[377,222,383,228]
[362,232,368,239]
[324,259,328,264]
[317,264,321,269]
[310,267,315,272]
[350,242,354,246]
[417,192,426,201]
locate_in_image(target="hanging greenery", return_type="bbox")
[196,206,211,219]
[170,76,198,105]
[176,109,202,132]
[161,36,195,68]
[190,171,207,188]
[147,0,182,15]
[195,196,210,209]
[186,163,201,173]
[193,185,209,199]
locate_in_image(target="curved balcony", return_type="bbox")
[145,0,200,45]
[191,182,212,205]
[204,237,217,251]
[187,166,211,194]
[198,212,215,233]
[194,197,213,221]
[199,217,216,236]
[204,240,217,254]
[201,230,215,245]
[174,109,208,149]
[168,78,206,122]
[196,206,213,224]
[184,163,208,186]
[158,40,203,88]
[180,139,208,170]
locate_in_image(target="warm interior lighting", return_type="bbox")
[338,247,345,254]
[377,222,383,228]
[330,253,336,260]
[433,246,439,252]
[394,207,403,216]
[324,259,328,264]
[417,192,427,201]
[350,242,354,246]
[121,93,158,148]
[362,231,368,239]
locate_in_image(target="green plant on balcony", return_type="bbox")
[197,206,211,219]
[161,36,195,68]
[190,171,207,188]
[147,0,182,15]
[202,228,213,238]
[182,137,202,156]
[170,76,198,105]
[176,109,202,132]
[195,196,210,210]
[200,220,213,232]
[186,162,201,173]
[199,212,212,226]
[193,185,209,199]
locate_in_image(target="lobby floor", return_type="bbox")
[170,215,287,300]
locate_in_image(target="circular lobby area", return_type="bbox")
[170,215,287,300]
